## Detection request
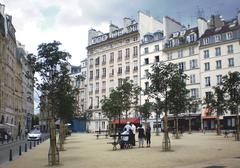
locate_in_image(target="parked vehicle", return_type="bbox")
[27,129,42,141]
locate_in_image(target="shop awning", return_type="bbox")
[202,116,217,119]
[112,118,140,124]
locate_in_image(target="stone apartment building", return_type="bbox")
[0,4,34,138]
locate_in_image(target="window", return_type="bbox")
[216,60,222,69]
[144,58,149,65]
[144,69,149,78]
[155,56,159,63]
[102,81,106,90]
[154,45,159,51]
[133,61,138,71]
[95,96,99,108]
[118,67,122,75]
[204,62,210,71]
[95,82,99,92]
[133,75,138,85]
[90,71,93,80]
[167,52,172,60]
[90,59,94,68]
[216,75,222,85]
[189,74,196,84]
[189,33,196,42]
[228,58,234,67]
[215,47,221,56]
[215,35,221,42]
[204,50,209,59]
[126,48,130,59]
[95,57,100,65]
[96,69,99,79]
[144,47,149,54]
[178,49,183,58]
[205,76,211,87]
[133,46,138,57]
[189,46,195,55]
[109,68,114,76]
[89,84,93,92]
[110,52,114,63]
[145,82,149,90]
[205,91,212,100]
[125,65,130,73]
[226,32,233,40]
[102,55,106,64]
[190,88,199,98]
[118,50,122,61]
[89,97,93,108]
[102,68,106,77]
[178,62,186,71]
[118,78,123,87]
[227,45,233,54]
[190,59,198,69]
[203,38,209,45]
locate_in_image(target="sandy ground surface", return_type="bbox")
[2,132,240,168]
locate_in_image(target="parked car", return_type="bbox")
[27,129,42,141]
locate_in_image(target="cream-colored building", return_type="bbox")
[140,12,240,131]
[199,13,240,129]
[0,9,18,137]
[86,11,162,132]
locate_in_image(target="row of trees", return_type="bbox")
[27,41,78,165]
[102,62,240,151]
[205,71,240,140]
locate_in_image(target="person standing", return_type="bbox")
[146,123,151,147]
[130,123,136,146]
[124,122,132,132]
[138,124,145,148]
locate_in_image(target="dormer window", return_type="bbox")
[215,35,221,42]
[169,40,173,47]
[226,32,233,40]
[189,33,196,42]
[203,38,209,45]
[173,32,179,38]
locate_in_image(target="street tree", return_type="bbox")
[222,71,240,140]
[139,101,152,123]
[186,98,201,134]
[168,69,189,139]
[204,86,226,135]
[147,62,179,151]
[27,41,72,165]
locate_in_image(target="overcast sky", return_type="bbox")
[1,0,240,66]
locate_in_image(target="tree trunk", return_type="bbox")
[48,119,59,165]
[188,114,192,134]
[162,113,170,151]
[59,120,64,151]
[216,115,221,136]
[175,116,180,139]
[125,111,128,120]
[155,113,159,136]
[236,107,240,141]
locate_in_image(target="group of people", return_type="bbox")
[119,122,151,149]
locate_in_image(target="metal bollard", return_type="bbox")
[30,141,32,149]
[9,149,12,161]
[25,143,27,152]
[37,140,39,145]
[34,141,36,147]
[19,145,22,156]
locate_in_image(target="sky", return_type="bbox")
[1,0,239,114]
[1,0,240,66]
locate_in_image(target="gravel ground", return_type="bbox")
[2,132,240,168]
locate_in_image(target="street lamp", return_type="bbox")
[98,112,101,133]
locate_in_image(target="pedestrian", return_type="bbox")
[137,124,145,148]
[145,123,151,147]
[124,121,132,132]
[130,123,136,146]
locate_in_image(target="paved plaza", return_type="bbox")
[1,132,240,168]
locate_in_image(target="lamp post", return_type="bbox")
[98,112,101,133]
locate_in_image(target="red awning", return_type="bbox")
[112,118,140,124]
